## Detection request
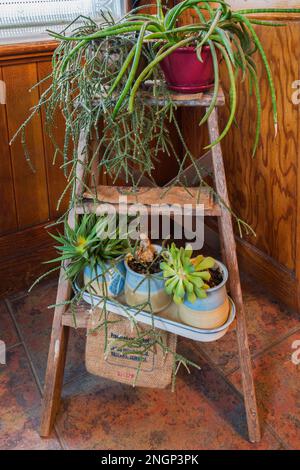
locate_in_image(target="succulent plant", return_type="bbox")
[160,243,215,304]
[49,214,129,280]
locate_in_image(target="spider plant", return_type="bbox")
[47,0,300,155]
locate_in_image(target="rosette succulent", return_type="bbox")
[160,243,215,304]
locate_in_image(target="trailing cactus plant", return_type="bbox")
[160,243,215,304]
[44,0,300,155]
[13,0,300,191]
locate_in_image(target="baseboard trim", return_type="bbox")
[205,224,298,312]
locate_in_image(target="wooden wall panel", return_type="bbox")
[0,47,63,298]
[219,22,299,272]
[227,1,300,8]
[174,1,300,9]
[37,61,68,219]
[0,67,17,235]
[3,62,49,229]
[0,223,58,297]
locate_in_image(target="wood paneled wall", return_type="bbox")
[225,1,300,8]
[220,23,299,270]
[217,19,300,310]
[0,42,67,296]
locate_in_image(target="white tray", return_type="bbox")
[75,284,236,343]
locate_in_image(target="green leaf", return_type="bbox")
[197,271,211,281]
[194,287,208,299]
[183,278,194,294]
[173,293,184,305]
[195,256,215,271]
[175,279,185,299]
[187,275,204,288]
[165,277,178,295]
[187,292,197,304]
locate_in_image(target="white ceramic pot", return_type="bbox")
[124,245,171,313]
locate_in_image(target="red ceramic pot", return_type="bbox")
[160,45,214,94]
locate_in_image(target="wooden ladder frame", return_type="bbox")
[40,90,261,444]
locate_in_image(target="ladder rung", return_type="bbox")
[76,186,222,217]
[143,87,225,107]
[91,87,225,108]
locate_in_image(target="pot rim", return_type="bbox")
[168,45,211,53]
[125,249,227,291]
[205,260,228,293]
[124,244,163,279]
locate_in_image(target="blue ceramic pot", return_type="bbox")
[179,261,230,329]
[124,245,171,313]
[83,260,125,298]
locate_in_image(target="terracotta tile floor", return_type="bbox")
[0,275,299,450]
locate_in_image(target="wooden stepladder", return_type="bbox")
[40,88,261,443]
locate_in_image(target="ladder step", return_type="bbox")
[76,186,221,216]
[143,86,225,108]
[92,86,225,108]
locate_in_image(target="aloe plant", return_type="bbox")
[160,243,215,304]
[48,214,129,281]
[47,0,300,155]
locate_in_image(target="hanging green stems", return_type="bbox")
[44,1,300,154]
[12,1,300,192]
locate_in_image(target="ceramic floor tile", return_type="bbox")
[229,331,300,450]
[8,279,86,386]
[196,277,300,374]
[4,275,296,450]
[0,301,19,348]
[0,345,61,450]
[54,341,282,450]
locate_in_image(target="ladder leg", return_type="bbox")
[40,270,71,437]
[219,218,261,443]
[207,109,261,443]
[41,129,88,436]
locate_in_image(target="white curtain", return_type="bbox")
[0,0,125,40]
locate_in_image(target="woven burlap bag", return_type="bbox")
[85,308,177,388]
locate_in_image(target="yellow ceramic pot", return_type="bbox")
[178,260,230,330]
